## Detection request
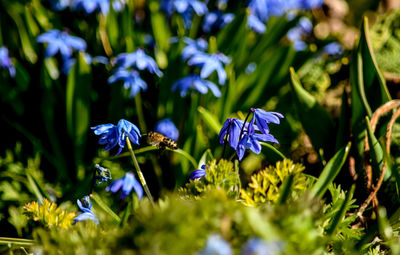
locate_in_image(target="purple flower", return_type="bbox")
[172,75,221,97]
[154,118,179,141]
[73,195,99,224]
[251,108,284,134]
[0,47,15,77]
[189,165,206,180]
[114,49,162,77]
[219,118,244,150]
[106,172,143,199]
[37,29,86,59]
[91,119,141,155]
[188,52,230,85]
[108,69,147,97]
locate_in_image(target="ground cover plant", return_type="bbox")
[1,0,400,254]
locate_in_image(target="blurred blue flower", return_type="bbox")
[91,123,119,152]
[154,118,179,141]
[188,52,230,85]
[108,69,147,97]
[202,10,234,33]
[245,62,257,74]
[181,37,208,61]
[172,75,221,97]
[219,118,244,150]
[37,29,86,59]
[240,238,282,255]
[323,42,344,56]
[71,0,109,14]
[287,17,313,51]
[251,108,284,134]
[300,0,324,9]
[61,53,107,74]
[106,172,143,199]
[73,195,99,224]
[117,119,141,149]
[237,118,278,161]
[197,234,232,255]
[0,47,15,77]
[114,49,162,77]
[189,165,206,180]
[48,0,70,11]
[161,0,208,28]
[247,14,266,34]
[95,164,112,184]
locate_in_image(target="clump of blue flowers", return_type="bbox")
[91,119,141,155]
[219,108,283,161]
[73,195,99,225]
[106,172,143,200]
[161,0,208,29]
[154,118,179,141]
[287,17,313,51]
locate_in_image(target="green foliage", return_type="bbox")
[23,199,76,229]
[179,159,240,199]
[240,159,308,206]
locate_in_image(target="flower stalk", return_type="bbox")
[126,137,154,205]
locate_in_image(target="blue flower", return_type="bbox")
[61,53,107,74]
[181,37,208,61]
[71,0,109,14]
[154,118,179,141]
[245,62,257,74]
[188,52,230,85]
[197,234,232,255]
[95,164,112,184]
[202,11,234,33]
[73,195,99,224]
[236,119,278,161]
[0,47,15,77]
[91,119,141,155]
[108,69,148,97]
[161,0,208,28]
[48,0,70,11]
[91,123,119,152]
[106,172,143,199]
[247,14,266,34]
[172,75,221,97]
[251,108,284,134]
[323,42,344,56]
[287,17,313,51]
[299,0,324,9]
[219,118,245,150]
[37,29,86,59]
[240,238,282,255]
[189,165,206,180]
[114,49,162,77]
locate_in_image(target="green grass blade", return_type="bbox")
[91,193,121,224]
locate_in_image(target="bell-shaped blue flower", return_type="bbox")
[181,37,208,61]
[202,11,234,33]
[323,42,344,56]
[117,119,141,151]
[219,118,246,150]
[37,29,86,59]
[172,75,221,97]
[188,52,231,85]
[240,237,282,255]
[48,0,70,11]
[287,17,313,51]
[247,14,266,34]
[95,164,112,184]
[71,0,109,14]
[189,165,206,180]
[114,49,162,77]
[108,69,148,97]
[0,47,15,77]
[106,172,143,199]
[251,108,284,134]
[91,123,119,152]
[197,234,232,255]
[154,118,179,141]
[73,195,99,225]
[161,0,208,28]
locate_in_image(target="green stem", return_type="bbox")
[126,138,154,205]
[135,94,147,133]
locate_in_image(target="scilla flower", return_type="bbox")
[108,69,148,98]
[189,165,206,180]
[73,195,99,224]
[106,172,143,199]
[181,37,208,61]
[114,49,162,77]
[219,118,245,150]
[197,234,232,255]
[188,52,231,85]
[202,10,234,33]
[0,47,15,77]
[251,108,284,134]
[71,0,109,15]
[154,118,179,141]
[91,119,141,155]
[240,238,282,255]
[37,29,86,59]
[172,75,221,97]
[161,0,208,28]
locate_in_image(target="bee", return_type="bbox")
[147,131,178,150]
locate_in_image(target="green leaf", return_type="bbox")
[198,106,221,135]
[66,52,92,162]
[326,185,355,235]
[365,116,390,180]
[289,67,336,157]
[311,142,351,197]
[278,174,294,205]
[26,173,50,203]
[350,17,391,142]
[149,1,171,52]
[91,193,121,224]
[260,142,286,163]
